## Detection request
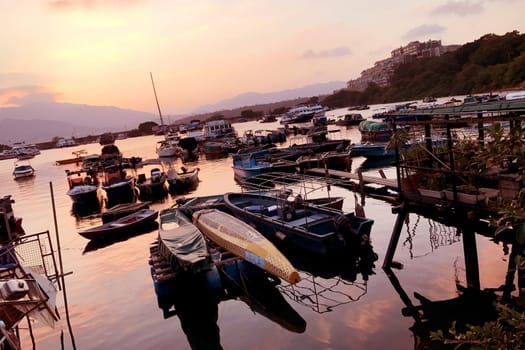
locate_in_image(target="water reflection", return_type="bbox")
[402,214,462,259]
[71,201,102,220]
[82,221,158,254]
[385,267,499,350]
[152,259,306,349]
[385,206,525,349]
[279,242,378,313]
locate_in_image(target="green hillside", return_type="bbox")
[323,30,525,108]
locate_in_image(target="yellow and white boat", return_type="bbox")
[192,208,300,284]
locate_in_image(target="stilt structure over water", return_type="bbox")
[380,98,525,292]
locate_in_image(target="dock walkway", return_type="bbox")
[305,168,399,190]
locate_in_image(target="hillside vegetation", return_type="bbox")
[322,30,525,108]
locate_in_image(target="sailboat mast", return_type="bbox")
[150,72,165,128]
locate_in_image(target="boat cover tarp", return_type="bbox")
[159,212,210,273]
[358,120,390,131]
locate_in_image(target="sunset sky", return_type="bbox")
[1,0,524,115]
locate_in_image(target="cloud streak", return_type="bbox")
[402,24,446,40]
[0,86,60,107]
[431,0,485,17]
[300,46,352,60]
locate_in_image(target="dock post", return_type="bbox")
[477,112,484,146]
[462,217,480,289]
[383,201,408,268]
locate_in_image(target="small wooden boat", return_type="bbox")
[156,208,211,274]
[55,149,87,166]
[166,167,200,195]
[334,113,364,126]
[223,192,374,258]
[101,201,150,224]
[192,208,301,284]
[79,208,158,240]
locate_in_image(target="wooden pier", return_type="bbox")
[305,168,399,191]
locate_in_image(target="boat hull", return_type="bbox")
[192,208,300,284]
[79,208,158,240]
[167,168,200,195]
[223,192,374,258]
[102,177,136,208]
[101,201,150,224]
[67,185,100,205]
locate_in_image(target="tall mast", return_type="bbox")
[150,72,164,128]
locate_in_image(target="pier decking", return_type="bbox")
[305,168,398,190]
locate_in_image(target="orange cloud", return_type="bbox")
[0,86,60,107]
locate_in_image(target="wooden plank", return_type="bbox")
[305,168,399,190]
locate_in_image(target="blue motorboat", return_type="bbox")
[350,142,394,159]
[232,149,297,183]
[223,191,374,258]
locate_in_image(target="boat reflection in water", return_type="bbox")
[82,220,158,254]
[151,258,306,349]
[279,240,378,313]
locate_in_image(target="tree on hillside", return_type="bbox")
[138,121,158,134]
[208,114,225,121]
[322,31,525,104]
[240,109,263,119]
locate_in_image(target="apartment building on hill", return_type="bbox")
[347,40,460,91]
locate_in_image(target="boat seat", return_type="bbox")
[286,213,329,226]
[245,205,266,213]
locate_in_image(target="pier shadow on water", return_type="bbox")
[384,205,525,349]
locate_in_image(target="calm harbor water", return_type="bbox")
[3,105,512,349]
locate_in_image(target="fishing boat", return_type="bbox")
[136,167,168,201]
[334,113,365,126]
[65,168,100,205]
[223,191,374,258]
[156,208,211,274]
[232,150,297,183]
[358,120,394,142]
[350,142,394,159]
[78,208,158,240]
[100,201,150,224]
[101,165,137,208]
[55,149,87,166]
[166,166,200,195]
[192,208,301,284]
[296,148,352,173]
[12,161,35,180]
[156,134,181,158]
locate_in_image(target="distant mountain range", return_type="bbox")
[192,81,346,113]
[0,80,346,144]
[0,103,158,144]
